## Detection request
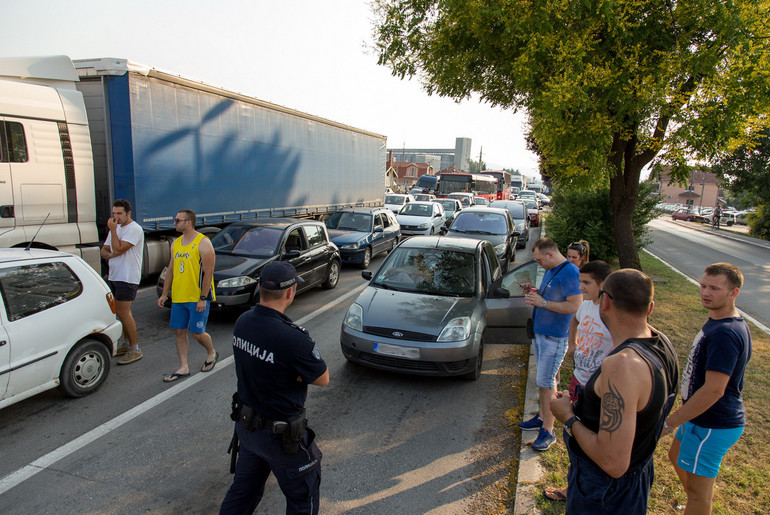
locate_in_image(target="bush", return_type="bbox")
[748,205,770,240]
[545,182,658,262]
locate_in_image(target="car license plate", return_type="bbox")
[373,342,420,359]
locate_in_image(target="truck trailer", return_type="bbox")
[0,56,386,276]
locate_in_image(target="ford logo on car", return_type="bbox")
[392,332,404,338]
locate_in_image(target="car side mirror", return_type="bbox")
[439,226,448,235]
[283,249,301,259]
[493,286,510,298]
[362,270,373,280]
[374,227,384,233]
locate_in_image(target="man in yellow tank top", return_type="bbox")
[157,209,219,382]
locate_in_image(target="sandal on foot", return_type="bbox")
[163,372,190,383]
[201,351,219,372]
[543,487,567,502]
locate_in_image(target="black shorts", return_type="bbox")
[108,281,139,302]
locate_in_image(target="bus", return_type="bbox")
[437,172,498,201]
[481,170,513,200]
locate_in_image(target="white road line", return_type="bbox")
[644,249,770,336]
[0,282,367,495]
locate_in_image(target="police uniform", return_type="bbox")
[220,283,327,514]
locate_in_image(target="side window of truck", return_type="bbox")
[0,122,29,163]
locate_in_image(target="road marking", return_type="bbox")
[644,249,770,336]
[0,282,367,495]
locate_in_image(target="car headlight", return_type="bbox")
[217,276,257,288]
[159,267,167,281]
[438,316,471,342]
[341,242,364,250]
[344,303,363,331]
[418,222,430,230]
[494,243,508,256]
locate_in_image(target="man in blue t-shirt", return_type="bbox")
[664,263,752,514]
[518,238,582,451]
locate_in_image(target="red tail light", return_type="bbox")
[106,292,117,314]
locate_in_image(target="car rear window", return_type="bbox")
[0,262,83,321]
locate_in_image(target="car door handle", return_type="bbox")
[0,340,6,347]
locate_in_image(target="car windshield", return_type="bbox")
[414,194,432,201]
[436,200,458,213]
[385,195,406,205]
[474,198,488,205]
[524,201,537,209]
[400,203,433,217]
[325,212,373,232]
[451,212,508,235]
[490,201,526,218]
[372,247,475,296]
[211,225,282,257]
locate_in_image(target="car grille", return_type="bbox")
[357,353,471,373]
[364,326,436,342]
[400,224,422,231]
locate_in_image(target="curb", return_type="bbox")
[514,348,545,514]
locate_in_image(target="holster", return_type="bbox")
[282,410,307,455]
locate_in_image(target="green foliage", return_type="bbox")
[546,182,658,263]
[467,158,486,174]
[711,127,770,206]
[747,205,770,240]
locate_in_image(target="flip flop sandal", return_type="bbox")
[163,372,190,383]
[543,487,567,502]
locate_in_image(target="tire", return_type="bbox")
[58,339,111,397]
[388,237,398,253]
[464,340,484,381]
[322,260,340,289]
[359,247,372,269]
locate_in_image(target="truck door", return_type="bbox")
[0,120,17,229]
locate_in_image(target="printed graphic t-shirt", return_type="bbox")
[573,300,614,386]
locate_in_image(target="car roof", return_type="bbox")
[396,235,484,252]
[401,201,437,207]
[334,207,384,214]
[0,248,74,264]
[448,192,473,196]
[456,206,509,216]
[224,218,322,229]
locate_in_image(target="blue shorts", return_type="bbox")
[532,333,568,389]
[170,301,210,333]
[674,422,743,478]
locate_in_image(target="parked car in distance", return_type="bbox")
[536,193,551,206]
[414,193,437,202]
[489,200,530,248]
[340,236,538,380]
[158,218,340,309]
[325,208,401,269]
[522,199,540,227]
[671,208,698,222]
[384,194,415,214]
[446,192,475,208]
[517,189,539,206]
[434,198,464,228]
[0,249,123,409]
[473,197,489,206]
[444,207,517,272]
[397,201,446,237]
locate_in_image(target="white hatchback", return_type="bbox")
[0,249,123,409]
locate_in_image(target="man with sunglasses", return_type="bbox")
[157,209,218,382]
[550,269,679,513]
[519,238,582,451]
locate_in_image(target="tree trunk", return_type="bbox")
[609,157,645,270]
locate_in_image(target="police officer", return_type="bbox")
[220,262,329,515]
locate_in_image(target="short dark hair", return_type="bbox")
[704,262,743,289]
[178,209,196,226]
[580,260,611,284]
[533,237,558,254]
[602,269,654,315]
[259,287,286,301]
[113,199,132,213]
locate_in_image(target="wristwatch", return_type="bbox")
[541,300,548,308]
[564,415,580,436]
[199,295,208,301]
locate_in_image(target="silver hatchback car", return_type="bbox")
[340,236,540,380]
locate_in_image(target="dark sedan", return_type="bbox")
[443,207,517,272]
[325,208,401,269]
[488,200,530,248]
[158,218,341,308]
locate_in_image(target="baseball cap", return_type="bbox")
[259,261,305,290]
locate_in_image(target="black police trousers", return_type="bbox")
[220,420,322,515]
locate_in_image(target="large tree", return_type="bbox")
[372,0,770,268]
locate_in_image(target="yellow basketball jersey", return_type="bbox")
[171,232,216,302]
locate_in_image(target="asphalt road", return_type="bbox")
[0,230,538,514]
[646,217,770,327]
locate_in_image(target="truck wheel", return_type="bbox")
[359,247,372,269]
[198,226,221,237]
[322,260,340,289]
[58,339,111,397]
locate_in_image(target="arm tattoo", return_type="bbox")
[600,379,625,436]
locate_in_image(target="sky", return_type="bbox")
[0,0,541,177]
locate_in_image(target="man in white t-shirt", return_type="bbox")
[543,259,613,502]
[101,199,145,365]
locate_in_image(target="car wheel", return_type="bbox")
[389,238,398,253]
[464,340,484,381]
[359,247,372,269]
[58,339,111,397]
[323,260,341,289]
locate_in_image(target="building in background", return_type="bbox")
[652,168,724,209]
[388,137,472,172]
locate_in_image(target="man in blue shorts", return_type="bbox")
[519,238,582,451]
[665,263,752,514]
